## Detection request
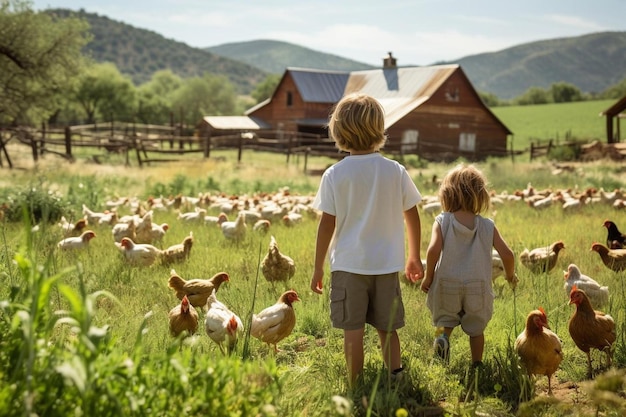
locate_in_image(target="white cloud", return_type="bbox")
[544,14,606,31]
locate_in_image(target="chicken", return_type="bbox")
[514,307,563,395]
[204,289,243,354]
[161,232,194,265]
[82,204,110,225]
[253,219,271,234]
[251,290,300,352]
[603,220,626,249]
[168,295,199,337]
[115,237,162,267]
[58,216,88,237]
[282,212,303,227]
[563,263,609,307]
[177,207,207,222]
[57,230,96,250]
[519,241,565,274]
[221,211,247,241]
[204,212,228,226]
[261,235,296,282]
[590,242,626,272]
[168,269,230,308]
[111,219,136,243]
[568,285,616,378]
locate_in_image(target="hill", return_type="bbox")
[205,40,375,73]
[46,9,268,94]
[446,31,626,99]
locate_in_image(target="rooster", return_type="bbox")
[168,295,199,338]
[519,241,565,274]
[168,269,230,308]
[204,290,243,354]
[251,290,300,353]
[514,307,563,395]
[603,220,626,249]
[568,285,616,378]
[221,211,247,241]
[161,232,194,265]
[261,235,296,283]
[57,230,96,250]
[563,263,609,307]
[115,237,162,267]
[590,242,626,272]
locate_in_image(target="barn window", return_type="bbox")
[401,130,419,153]
[286,91,293,107]
[459,133,476,152]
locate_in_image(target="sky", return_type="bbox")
[31,0,625,66]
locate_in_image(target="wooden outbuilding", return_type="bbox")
[600,95,626,143]
[203,53,513,161]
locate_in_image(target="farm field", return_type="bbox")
[1,152,626,416]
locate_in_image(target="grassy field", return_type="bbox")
[1,152,626,416]
[492,99,614,152]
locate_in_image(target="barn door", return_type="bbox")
[459,133,476,152]
[401,129,418,153]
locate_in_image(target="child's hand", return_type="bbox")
[507,273,519,290]
[310,270,324,294]
[420,277,433,293]
[405,258,424,283]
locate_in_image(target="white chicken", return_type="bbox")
[282,212,303,227]
[251,290,300,353]
[204,290,243,354]
[563,263,609,307]
[112,220,136,243]
[253,219,271,234]
[115,237,162,267]
[177,207,207,222]
[57,230,96,250]
[58,216,88,237]
[204,212,228,226]
[82,204,110,225]
[221,211,247,241]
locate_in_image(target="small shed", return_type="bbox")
[600,95,626,143]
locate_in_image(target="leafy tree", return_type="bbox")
[514,87,550,105]
[550,82,582,103]
[600,77,626,99]
[0,0,91,124]
[74,62,137,123]
[171,74,237,128]
[478,91,501,107]
[136,70,182,124]
[251,74,281,104]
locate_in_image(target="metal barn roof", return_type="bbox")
[202,116,270,130]
[288,68,350,103]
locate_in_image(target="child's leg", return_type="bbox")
[376,329,401,372]
[344,328,365,385]
[469,333,484,363]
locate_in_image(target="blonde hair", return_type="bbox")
[328,93,386,152]
[438,163,491,214]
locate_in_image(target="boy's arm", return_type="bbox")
[310,212,336,294]
[493,227,518,288]
[403,206,423,283]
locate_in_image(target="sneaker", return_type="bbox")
[433,334,449,363]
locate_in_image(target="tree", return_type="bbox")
[74,62,137,124]
[0,1,91,124]
[251,74,281,104]
[171,74,237,128]
[550,82,582,103]
[514,87,550,105]
[600,77,626,99]
[136,70,182,125]
[478,91,501,107]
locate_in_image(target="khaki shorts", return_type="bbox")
[329,271,405,331]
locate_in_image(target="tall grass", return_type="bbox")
[1,153,626,416]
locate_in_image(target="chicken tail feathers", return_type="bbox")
[168,274,187,296]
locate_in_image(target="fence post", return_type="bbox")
[40,121,46,156]
[204,130,211,158]
[64,126,72,159]
[237,134,243,162]
[529,142,534,161]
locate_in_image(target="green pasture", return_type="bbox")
[1,154,626,416]
[492,99,614,152]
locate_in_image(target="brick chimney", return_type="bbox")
[383,52,397,69]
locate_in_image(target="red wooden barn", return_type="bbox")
[202,53,512,161]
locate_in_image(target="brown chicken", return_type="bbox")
[251,290,300,353]
[568,285,616,378]
[590,242,626,272]
[261,235,296,282]
[168,269,230,308]
[168,295,199,337]
[514,307,563,395]
[161,232,194,265]
[519,240,565,274]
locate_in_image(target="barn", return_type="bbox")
[201,53,512,161]
[600,95,626,143]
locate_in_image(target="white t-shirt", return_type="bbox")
[313,153,422,275]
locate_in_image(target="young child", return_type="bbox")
[310,93,424,386]
[419,163,517,366]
